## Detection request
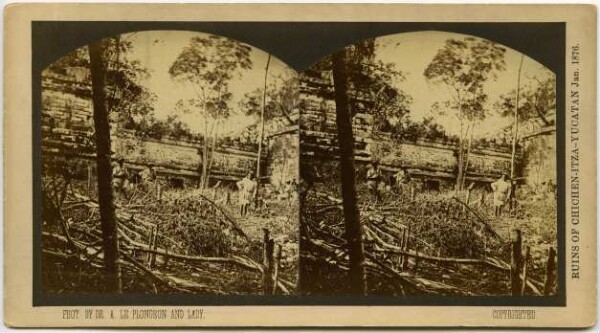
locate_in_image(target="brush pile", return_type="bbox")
[301,183,549,296]
[41,173,295,295]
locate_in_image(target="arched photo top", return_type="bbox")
[298,29,559,299]
[302,30,556,144]
[39,30,301,298]
[42,30,299,140]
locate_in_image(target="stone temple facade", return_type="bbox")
[41,67,297,189]
[298,71,531,190]
[41,65,551,192]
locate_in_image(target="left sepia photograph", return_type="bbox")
[40,30,300,296]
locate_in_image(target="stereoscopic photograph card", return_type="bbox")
[3,3,597,328]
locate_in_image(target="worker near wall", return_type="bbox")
[394,167,416,200]
[237,171,257,217]
[491,173,512,217]
[112,158,129,199]
[139,164,157,193]
[366,160,382,203]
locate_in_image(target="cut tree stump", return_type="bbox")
[262,228,275,295]
[511,229,522,295]
[544,246,556,295]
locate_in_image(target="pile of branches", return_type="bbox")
[41,175,294,295]
[302,188,545,296]
[121,189,251,257]
[372,192,504,258]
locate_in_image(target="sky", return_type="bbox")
[373,31,555,139]
[121,30,553,140]
[124,30,296,136]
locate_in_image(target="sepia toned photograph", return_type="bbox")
[40,30,299,296]
[4,3,596,328]
[299,31,558,297]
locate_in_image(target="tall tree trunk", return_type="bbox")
[331,50,366,295]
[88,40,121,294]
[509,54,525,210]
[107,35,120,115]
[207,121,219,174]
[455,134,464,191]
[455,106,464,192]
[207,88,223,179]
[200,102,210,189]
[256,54,271,201]
[461,122,475,190]
[201,138,209,189]
[510,54,525,179]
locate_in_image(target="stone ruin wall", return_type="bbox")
[41,73,270,187]
[266,128,300,193]
[521,132,557,192]
[299,76,515,187]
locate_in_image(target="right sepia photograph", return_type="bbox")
[298,31,557,297]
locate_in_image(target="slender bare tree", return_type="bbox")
[256,54,271,202]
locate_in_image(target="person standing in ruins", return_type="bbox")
[237,171,257,217]
[112,158,129,199]
[394,167,416,200]
[491,173,512,217]
[366,160,382,203]
[139,164,157,193]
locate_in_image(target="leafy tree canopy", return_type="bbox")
[424,37,506,122]
[168,34,253,140]
[169,35,252,101]
[495,75,556,126]
[124,112,201,142]
[304,39,412,132]
[238,74,300,127]
[45,36,156,124]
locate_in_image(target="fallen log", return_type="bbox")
[366,226,510,272]
[72,193,156,228]
[117,227,148,249]
[162,275,225,295]
[363,250,424,293]
[374,245,508,271]
[117,221,144,241]
[118,217,149,237]
[119,251,194,294]
[412,276,471,295]
[42,249,79,260]
[315,205,343,215]
[371,223,437,253]
[125,246,263,273]
[124,247,292,294]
